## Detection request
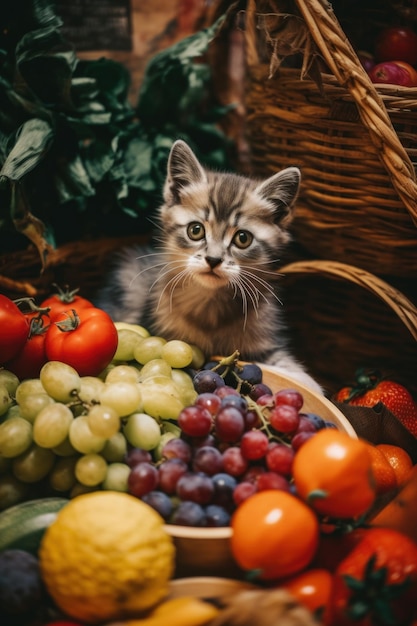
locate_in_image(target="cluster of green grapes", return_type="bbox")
[0,323,205,511]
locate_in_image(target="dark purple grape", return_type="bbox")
[193,370,225,393]
[211,472,237,508]
[176,472,214,505]
[249,382,273,401]
[171,500,207,526]
[220,394,248,414]
[238,363,263,385]
[299,412,326,430]
[323,420,338,429]
[128,462,159,497]
[158,458,188,495]
[161,437,192,463]
[124,447,152,468]
[192,446,224,475]
[205,504,231,527]
[0,550,45,620]
[141,491,173,521]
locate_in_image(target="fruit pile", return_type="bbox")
[358,26,417,86]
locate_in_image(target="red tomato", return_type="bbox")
[292,429,376,519]
[45,307,118,376]
[40,286,94,321]
[0,295,30,363]
[329,527,417,626]
[230,490,320,581]
[375,26,417,65]
[6,313,50,380]
[280,567,333,618]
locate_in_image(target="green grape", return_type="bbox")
[33,403,74,449]
[140,375,181,398]
[161,420,182,438]
[112,329,144,361]
[69,415,106,454]
[139,359,172,381]
[161,340,193,369]
[70,482,98,498]
[3,405,22,420]
[13,444,55,483]
[78,376,105,403]
[0,455,11,474]
[114,321,150,338]
[52,436,78,457]
[153,431,177,461]
[99,381,142,417]
[133,336,167,364]
[123,412,161,450]
[0,417,33,458]
[40,361,81,402]
[0,370,20,396]
[190,344,205,369]
[17,392,54,423]
[140,387,184,420]
[75,453,108,486]
[0,384,12,417]
[49,456,78,492]
[105,365,140,384]
[171,369,198,405]
[102,462,130,492]
[100,432,127,462]
[0,474,29,511]
[14,378,45,404]
[87,404,121,438]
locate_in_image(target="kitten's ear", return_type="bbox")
[255,167,301,225]
[164,140,207,203]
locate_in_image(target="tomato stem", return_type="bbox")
[54,309,80,332]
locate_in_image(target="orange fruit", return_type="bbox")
[376,444,414,486]
[366,444,397,495]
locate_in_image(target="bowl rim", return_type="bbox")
[165,524,232,539]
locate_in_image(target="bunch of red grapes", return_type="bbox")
[126,360,336,527]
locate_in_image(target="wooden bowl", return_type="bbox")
[165,366,357,578]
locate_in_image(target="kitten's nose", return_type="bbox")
[205,256,222,269]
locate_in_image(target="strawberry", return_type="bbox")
[328,527,417,626]
[335,369,417,438]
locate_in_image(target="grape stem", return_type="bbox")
[245,395,290,446]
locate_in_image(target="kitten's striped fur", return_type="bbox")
[96,140,322,393]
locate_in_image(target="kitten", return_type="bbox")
[96,140,322,393]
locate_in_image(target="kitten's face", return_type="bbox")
[157,140,300,290]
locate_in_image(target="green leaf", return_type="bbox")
[0,118,53,181]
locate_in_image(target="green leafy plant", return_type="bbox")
[0,0,234,267]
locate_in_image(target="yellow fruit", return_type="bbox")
[38,491,175,624]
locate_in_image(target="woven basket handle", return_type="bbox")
[280,260,417,342]
[295,0,417,226]
[246,0,417,227]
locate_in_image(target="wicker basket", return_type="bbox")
[0,235,149,302]
[279,259,417,397]
[244,0,417,277]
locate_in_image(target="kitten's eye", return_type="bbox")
[187,222,205,241]
[233,230,253,249]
